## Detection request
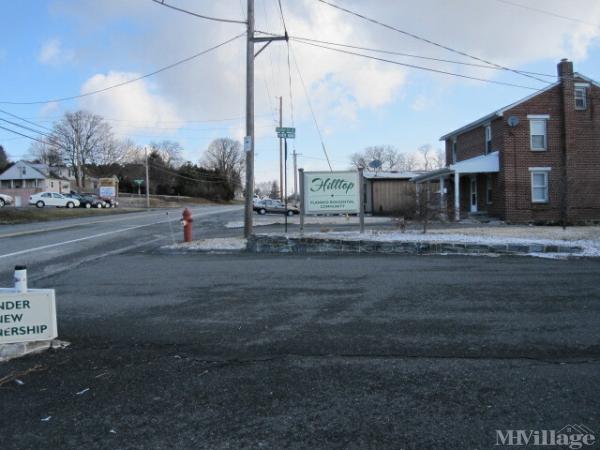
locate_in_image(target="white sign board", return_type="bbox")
[0,289,58,344]
[99,186,116,198]
[303,171,360,214]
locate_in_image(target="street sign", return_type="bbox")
[133,179,144,186]
[0,289,58,344]
[276,127,296,139]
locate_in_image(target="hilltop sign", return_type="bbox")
[0,289,57,344]
[303,171,360,214]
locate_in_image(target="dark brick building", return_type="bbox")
[413,59,600,223]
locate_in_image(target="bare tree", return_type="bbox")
[405,152,421,171]
[202,138,244,192]
[148,140,183,168]
[46,111,113,188]
[268,180,280,199]
[417,144,445,170]
[350,145,404,171]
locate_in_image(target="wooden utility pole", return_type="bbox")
[243,0,287,238]
[279,96,284,202]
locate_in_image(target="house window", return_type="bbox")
[528,117,548,151]
[575,86,587,110]
[486,175,493,204]
[529,168,550,203]
[485,125,492,154]
[451,139,457,163]
[21,167,27,176]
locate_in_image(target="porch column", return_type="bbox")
[439,176,447,220]
[454,172,460,221]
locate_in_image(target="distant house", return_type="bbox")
[363,171,426,215]
[0,161,71,207]
[412,59,600,223]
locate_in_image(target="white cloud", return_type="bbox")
[38,39,73,65]
[78,71,182,139]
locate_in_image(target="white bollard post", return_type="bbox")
[14,265,27,293]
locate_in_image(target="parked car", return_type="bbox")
[253,199,299,216]
[66,193,106,209]
[0,193,13,208]
[99,196,119,208]
[29,192,80,208]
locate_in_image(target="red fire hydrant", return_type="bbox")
[181,208,193,242]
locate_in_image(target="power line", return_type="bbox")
[150,0,247,25]
[0,118,53,139]
[0,108,54,132]
[314,0,551,85]
[0,125,49,145]
[289,44,333,171]
[0,33,245,105]
[494,0,600,30]
[288,35,557,78]
[293,39,543,91]
[147,162,228,184]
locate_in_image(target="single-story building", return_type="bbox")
[363,171,426,215]
[0,160,71,207]
[412,59,600,223]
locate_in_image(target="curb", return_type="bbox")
[247,235,583,256]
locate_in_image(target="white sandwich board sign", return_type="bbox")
[303,171,360,214]
[0,289,57,344]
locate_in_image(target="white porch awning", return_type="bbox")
[450,151,499,174]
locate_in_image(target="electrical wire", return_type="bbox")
[494,0,600,30]
[0,125,49,145]
[0,118,53,139]
[0,33,245,105]
[314,0,551,85]
[0,108,54,132]
[288,35,557,78]
[150,0,247,25]
[289,44,333,171]
[293,39,543,91]
[147,162,229,184]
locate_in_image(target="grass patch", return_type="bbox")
[0,207,142,225]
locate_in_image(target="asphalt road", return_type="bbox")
[0,205,243,286]
[1,247,599,449]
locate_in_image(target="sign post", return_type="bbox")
[358,168,365,233]
[299,168,305,233]
[276,127,295,233]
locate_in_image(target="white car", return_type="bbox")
[0,193,13,208]
[29,192,80,209]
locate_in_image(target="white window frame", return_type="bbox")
[485,124,492,155]
[528,115,549,151]
[529,167,551,204]
[574,83,588,110]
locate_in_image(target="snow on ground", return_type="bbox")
[225,215,392,229]
[264,229,600,257]
[164,238,247,252]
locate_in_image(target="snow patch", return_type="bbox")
[164,238,247,252]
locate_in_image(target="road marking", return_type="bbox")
[0,206,241,259]
[0,206,239,239]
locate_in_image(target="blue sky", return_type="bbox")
[1,0,599,184]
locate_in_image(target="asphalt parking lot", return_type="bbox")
[1,251,599,449]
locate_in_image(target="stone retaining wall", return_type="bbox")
[247,235,582,255]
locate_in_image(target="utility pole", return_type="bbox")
[243,0,288,238]
[145,146,150,209]
[279,96,283,202]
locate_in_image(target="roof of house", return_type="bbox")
[411,151,499,183]
[363,170,425,180]
[438,72,600,141]
[0,160,49,181]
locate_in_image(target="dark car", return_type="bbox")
[99,196,119,208]
[66,193,105,209]
[253,199,299,216]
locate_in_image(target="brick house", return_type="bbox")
[412,59,600,223]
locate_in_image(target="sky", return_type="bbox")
[1,0,599,185]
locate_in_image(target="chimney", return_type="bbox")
[557,58,574,80]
